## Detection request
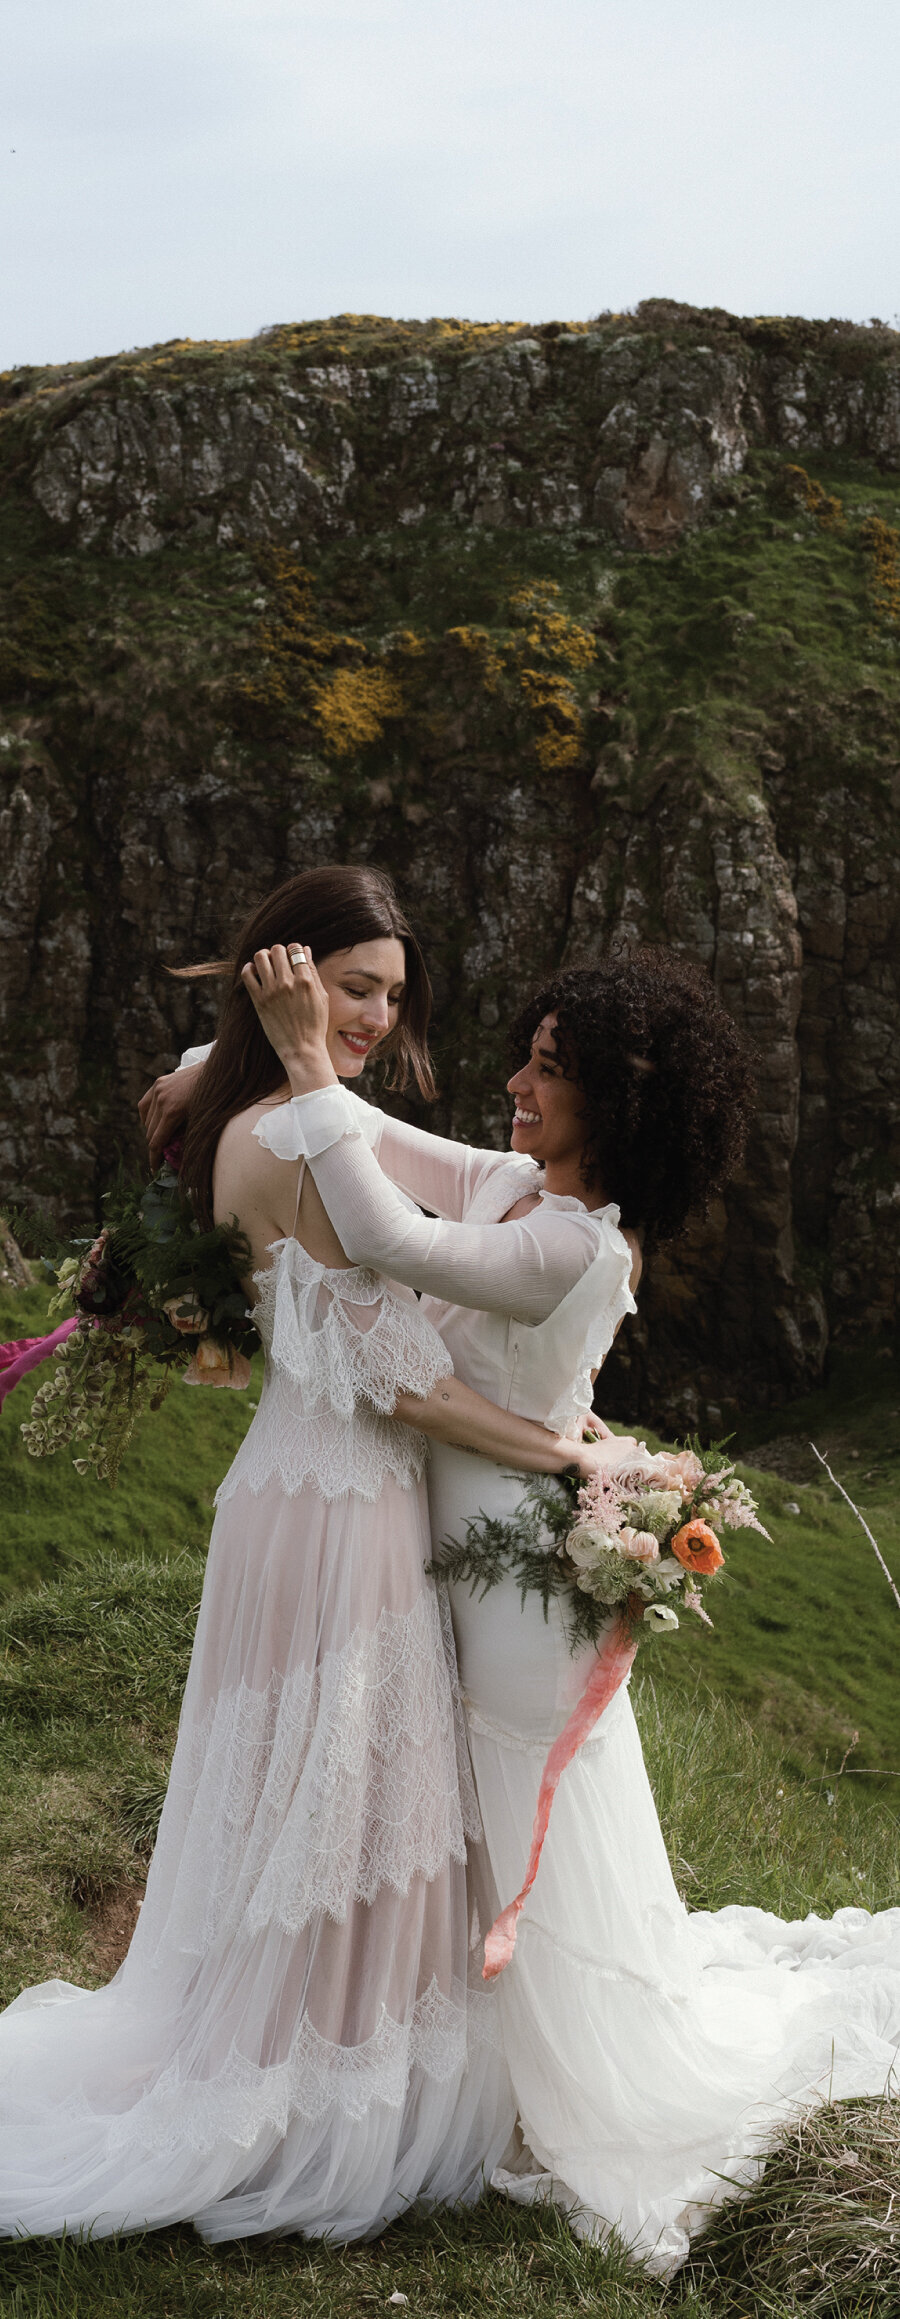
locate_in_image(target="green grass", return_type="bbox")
[2,2188,895,2319]
[604,1347,900,1799]
[1,1549,898,2317]
[0,1281,262,1597]
[0,2198,750,2319]
[4,1276,900,1795]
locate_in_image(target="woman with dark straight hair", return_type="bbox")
[0,865,617,2248]
[171,864,436,1229]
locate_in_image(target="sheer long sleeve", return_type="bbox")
[254,1088,606,1325]
[349,1103,515,1221]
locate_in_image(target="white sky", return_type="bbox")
[4,0,899,370]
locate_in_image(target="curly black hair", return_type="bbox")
[509,948,754,1239]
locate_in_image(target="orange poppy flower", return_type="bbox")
[670,1519,724,1575]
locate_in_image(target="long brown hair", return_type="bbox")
[175,866,434,1226]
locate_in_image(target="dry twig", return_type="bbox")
[810,1442,900,1617]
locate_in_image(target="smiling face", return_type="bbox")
[315,936,407,1078]
[507,1012,594,1190]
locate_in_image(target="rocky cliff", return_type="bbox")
[1,302,898,1428]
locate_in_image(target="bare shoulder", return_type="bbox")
[215,1096,291,1179]
[213,1098,298,1239]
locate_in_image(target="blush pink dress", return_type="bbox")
[0,1198,515,2241]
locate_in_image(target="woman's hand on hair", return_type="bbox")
[241,944,336,1092]
[138,1061,203,1169]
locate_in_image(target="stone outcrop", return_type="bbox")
[8,308,900,563]
[1,305,898,1427]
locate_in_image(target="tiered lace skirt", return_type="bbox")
[0,1472,514,2242]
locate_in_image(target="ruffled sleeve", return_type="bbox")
[254,1086,379,1163]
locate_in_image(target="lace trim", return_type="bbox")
[259,1237,452,1412]
[150,1591,472,1957]
[106,1975,475,2155]
[217,1237,452,1505]
[216,1371,432,1505]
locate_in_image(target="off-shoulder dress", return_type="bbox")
[0,1182,515,2242]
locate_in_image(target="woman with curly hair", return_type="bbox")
[233,936,900,2281]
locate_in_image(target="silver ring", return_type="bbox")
[288,946,307,967]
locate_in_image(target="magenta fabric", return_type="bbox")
[0,1317,80,1409]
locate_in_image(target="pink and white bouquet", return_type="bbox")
[435,1435,769,1978]
[562,1439,769,1638]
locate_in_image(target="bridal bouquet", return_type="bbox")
[435,1437,769,1978]
[8,1150,259,1485]
[435,1437,768,1655]
[557,1438,769,1634]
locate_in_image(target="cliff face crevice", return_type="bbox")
[1,305,898,1426]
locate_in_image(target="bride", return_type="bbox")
[0,864,620,2246]
[227,931,900,2279]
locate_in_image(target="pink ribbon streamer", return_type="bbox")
[0,1316,81,1409]
[482,1609,638,1980]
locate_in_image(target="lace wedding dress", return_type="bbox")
[0,1203,514,2242]
[282,1085,900,2279]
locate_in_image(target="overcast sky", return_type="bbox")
[4,0,899,371]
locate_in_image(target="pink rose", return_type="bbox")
[658,1449,706,1498]
[620,1527,660,1565]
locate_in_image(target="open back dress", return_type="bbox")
[0,1176,514,2242]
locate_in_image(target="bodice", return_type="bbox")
[217,1235,452,1506]
[421,1160,636,1436]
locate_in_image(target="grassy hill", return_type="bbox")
[1,1280,899,2313]
[1,1547,898,2317]
[0,1279,260,1597]
[3,1276,899,1794]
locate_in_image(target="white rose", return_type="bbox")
[565,1523,618,1570]
[653,1555,684,1593]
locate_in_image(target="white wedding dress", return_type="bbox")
[283,1085,900,2279]
[0,1205,515,2242]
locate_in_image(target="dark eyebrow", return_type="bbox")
[532,1038,561,1065]
[344,969,405,987]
